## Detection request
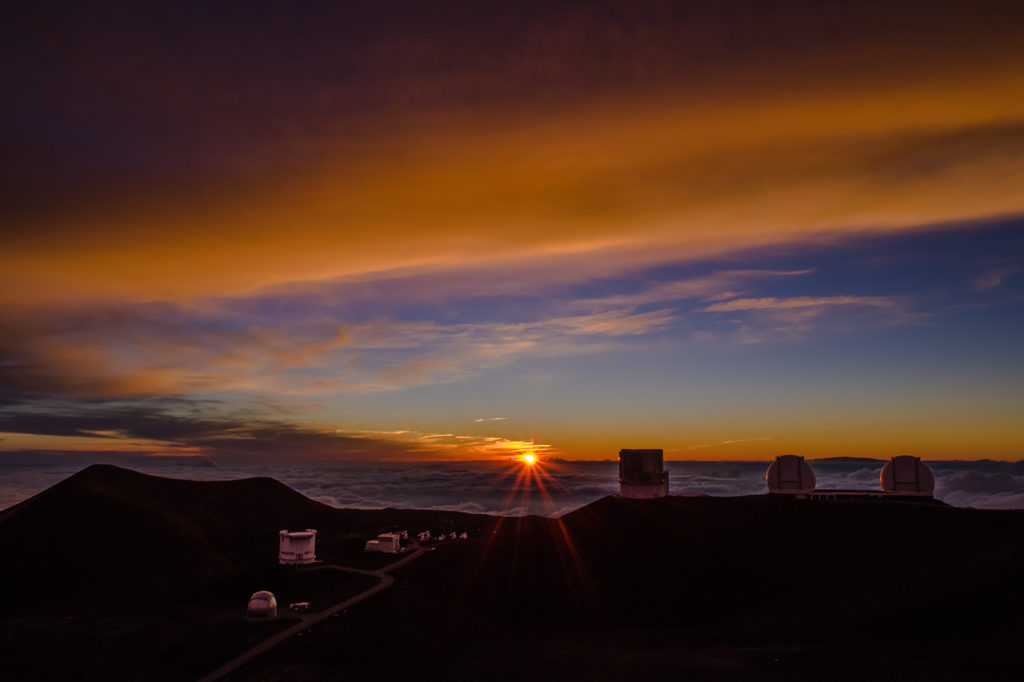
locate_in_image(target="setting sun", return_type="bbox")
[523,454,536,465]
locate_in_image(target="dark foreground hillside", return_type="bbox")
[0,464,494,609]
[0,465,494,681]
[1,466,1022,681]
[223,495,1024,682]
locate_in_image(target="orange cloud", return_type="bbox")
[4,53,1024,309]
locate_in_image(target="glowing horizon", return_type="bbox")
[1,1,1022,465]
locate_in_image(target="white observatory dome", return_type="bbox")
[880,456,935,495]
[247,591,278,620]
[766,455,816,493]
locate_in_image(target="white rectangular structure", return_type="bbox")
[279,529,317,565]
[365,533,402,553]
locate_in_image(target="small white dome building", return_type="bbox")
[766,455,816,495]
[880,456,935,496]
[247,591,278,620]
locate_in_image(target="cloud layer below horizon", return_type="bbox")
[2,458,1022,516]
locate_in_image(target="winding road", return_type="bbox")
[196,543,429,682]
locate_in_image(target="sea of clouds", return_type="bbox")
[2,455,1023,516]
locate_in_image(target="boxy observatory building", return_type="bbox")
[365,533,402,553]
[279,529,317,565]
[619,449,670,499]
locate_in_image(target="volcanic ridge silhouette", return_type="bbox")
[1,464,1022,681]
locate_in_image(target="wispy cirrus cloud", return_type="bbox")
[702,296,894,312]
[0,292,680,397]
[2,222,1019,400]
[973,267,1020,291]
[673,436,774,451]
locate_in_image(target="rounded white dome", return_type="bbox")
[766,455,816,493]
[880,456,934,494]
[247,591,278,619]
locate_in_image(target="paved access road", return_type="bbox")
[196,543,429,682]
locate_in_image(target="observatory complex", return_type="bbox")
[766,455,936,500]
[279,529,317,565]
[619,449,670,499]
[613,451,934,503]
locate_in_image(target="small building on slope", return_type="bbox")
[365,533,402,553]
[279,529,317,565]
[247,591,278,620]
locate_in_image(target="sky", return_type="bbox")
[2,0,1023,470]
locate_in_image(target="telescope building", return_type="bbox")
[279,529,317,565]
[619,449,670,499]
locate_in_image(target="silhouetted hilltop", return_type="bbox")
[0,465,333,605]
[3,463,338,525]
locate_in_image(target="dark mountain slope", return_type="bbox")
[0,465,345,606]
[391,493,1024,642]
[2,466,1023,680]
[0,465,498,610]
[223,494,1024,681]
